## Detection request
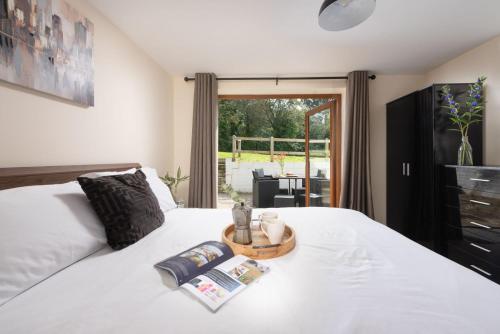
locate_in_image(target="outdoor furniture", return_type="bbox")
[274,195,295,208]
[279,188,290,195]
[298,193,324,207]
[310,177,330,195]
[298,194,306,207]
[298,171,328,207]
[310,170,330,196]
[292,188,306,206]
[275,176,305,195]
[316,169,327,178]
[254,168,273,179]
[252,170,279,208]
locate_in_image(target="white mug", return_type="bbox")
[261,219,285,245]
[259,211,278,222]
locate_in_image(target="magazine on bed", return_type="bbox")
[155,241,269,311]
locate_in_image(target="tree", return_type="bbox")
[218,98,331,153]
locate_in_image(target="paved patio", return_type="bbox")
[217,192,252,209]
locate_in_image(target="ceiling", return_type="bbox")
[88,0,500,76]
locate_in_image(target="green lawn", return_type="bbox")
[218,152,327,163]
[218,151,305,162]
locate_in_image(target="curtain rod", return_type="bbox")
[183,75,376,83]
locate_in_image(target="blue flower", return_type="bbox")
[472,101,478,107]
[475,94,481,99]
[450,100,455,105]
[451,108,458,114]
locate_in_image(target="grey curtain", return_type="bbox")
[188,73,218,208]
[340,71,374,218]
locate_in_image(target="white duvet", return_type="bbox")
[1,208,499,334]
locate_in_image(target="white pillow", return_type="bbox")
[80,167,177,212]
[79,168,137,179]
[0,182,107,306]
[141,167,178,212]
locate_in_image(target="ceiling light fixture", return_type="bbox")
[319,0,376,31]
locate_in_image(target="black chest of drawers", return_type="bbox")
[443,166,500,283]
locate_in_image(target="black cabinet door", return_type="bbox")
[387,92,417,237]
[414,88,435,245]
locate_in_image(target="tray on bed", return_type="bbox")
[222,223,296,260]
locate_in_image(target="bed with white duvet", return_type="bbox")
[1,169,499,334]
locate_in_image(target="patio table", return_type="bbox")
[274,175,305,194]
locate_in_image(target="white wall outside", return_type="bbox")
[223,159,330,193]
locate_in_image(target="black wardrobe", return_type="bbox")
[386,84,483,252]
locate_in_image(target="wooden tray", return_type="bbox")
[222,224,296,260]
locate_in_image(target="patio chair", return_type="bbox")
[292,187,306,206]
[254,168,273,179]
[274,194,295,208]
[310,170,330,195]
[252,170,279,208]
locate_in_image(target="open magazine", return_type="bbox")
[155,241,269,311]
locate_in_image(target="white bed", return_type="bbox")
[1,207,500,334]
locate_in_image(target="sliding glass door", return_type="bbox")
[305,99,342,207]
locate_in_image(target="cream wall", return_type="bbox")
[0,2,495,224]
[172,74,425,224]
[0,0,174,175]
[371,35,500,223]
[172,78,347,202]
[424,35,500,166]
[173,75,427,224]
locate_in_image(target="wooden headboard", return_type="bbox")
[0,163,141,190]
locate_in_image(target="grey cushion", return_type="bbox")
[78,170,164,250]
[255,168,265,177]
[317,169,327,178]
[274,195,295,208]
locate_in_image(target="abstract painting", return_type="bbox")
[0,0,94,106]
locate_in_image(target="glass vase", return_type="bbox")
[458,136,473,166]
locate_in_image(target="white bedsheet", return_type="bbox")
[1,208,499,334]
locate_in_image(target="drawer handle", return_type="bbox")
[469,221,491,229]
[470,178,491,182]
[470,199,491,206]
[469,243,491,253]
[470,265,492,276]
